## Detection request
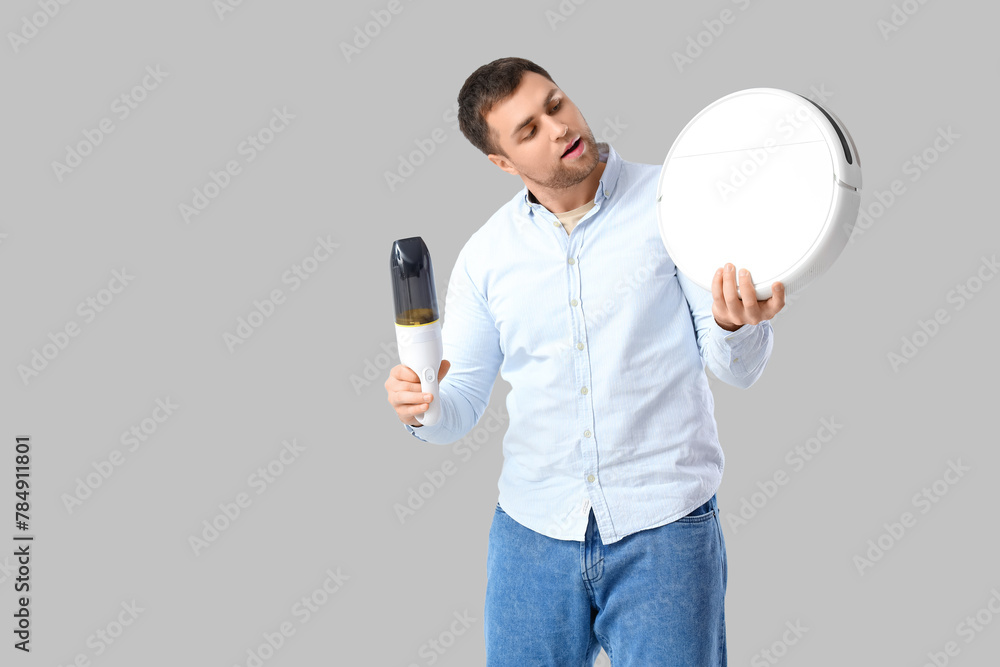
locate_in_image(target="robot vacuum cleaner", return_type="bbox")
[656,88,862,301]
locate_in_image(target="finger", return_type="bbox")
[392,389,433,407]
[386,377,423,398]
[438,359,451,380]
[738,268,762,323]
[721,263,741,316]
[392,363,419,382]
[712,266,725,308]
[389,380,427,402]
[763,282,785,317]
[396,399,429,418]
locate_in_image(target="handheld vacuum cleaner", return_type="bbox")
[390,236,443,427]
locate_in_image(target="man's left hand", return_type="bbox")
[712,263,785,332]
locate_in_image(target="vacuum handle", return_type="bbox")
[396,320,443,428]
[414,365,441,426]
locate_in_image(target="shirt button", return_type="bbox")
[587,474,596,482]
[553,220,561,227]
[571,299,579,307]
[577,342,584,350]
[583,430,591,438]
[568,257,576,265]
[580,386,588,395]
[604,190,610,197]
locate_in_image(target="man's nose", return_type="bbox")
[546,117,569,140]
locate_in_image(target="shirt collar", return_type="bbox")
[519,142,622,216]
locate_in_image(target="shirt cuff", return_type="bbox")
[402,418,446,443]
[400,387,457,445]
[711,317,764,344]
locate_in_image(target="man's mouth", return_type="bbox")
[561,136,582,158]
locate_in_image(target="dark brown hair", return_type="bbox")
[458,57,557,158]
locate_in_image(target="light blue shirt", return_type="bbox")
[404,142,773,544]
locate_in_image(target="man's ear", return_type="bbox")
[488,153,519,176]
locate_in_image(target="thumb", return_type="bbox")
[438,359,451,381]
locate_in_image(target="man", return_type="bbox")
[385,57,785,666]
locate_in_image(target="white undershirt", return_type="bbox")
[553,199,596,235]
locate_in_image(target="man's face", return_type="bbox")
[485,71,599,191]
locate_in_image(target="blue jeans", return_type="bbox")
[485,494,726,666]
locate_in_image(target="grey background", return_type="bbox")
[2,0,998,664]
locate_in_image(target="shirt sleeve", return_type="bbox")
[402,241,504,445]
[676,270,774,389]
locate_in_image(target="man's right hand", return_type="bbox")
[386,360,451,427]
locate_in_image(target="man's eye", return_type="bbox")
[552,102,561,112]
[525,127,534,139]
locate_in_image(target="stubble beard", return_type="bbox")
[523,126,600,192]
